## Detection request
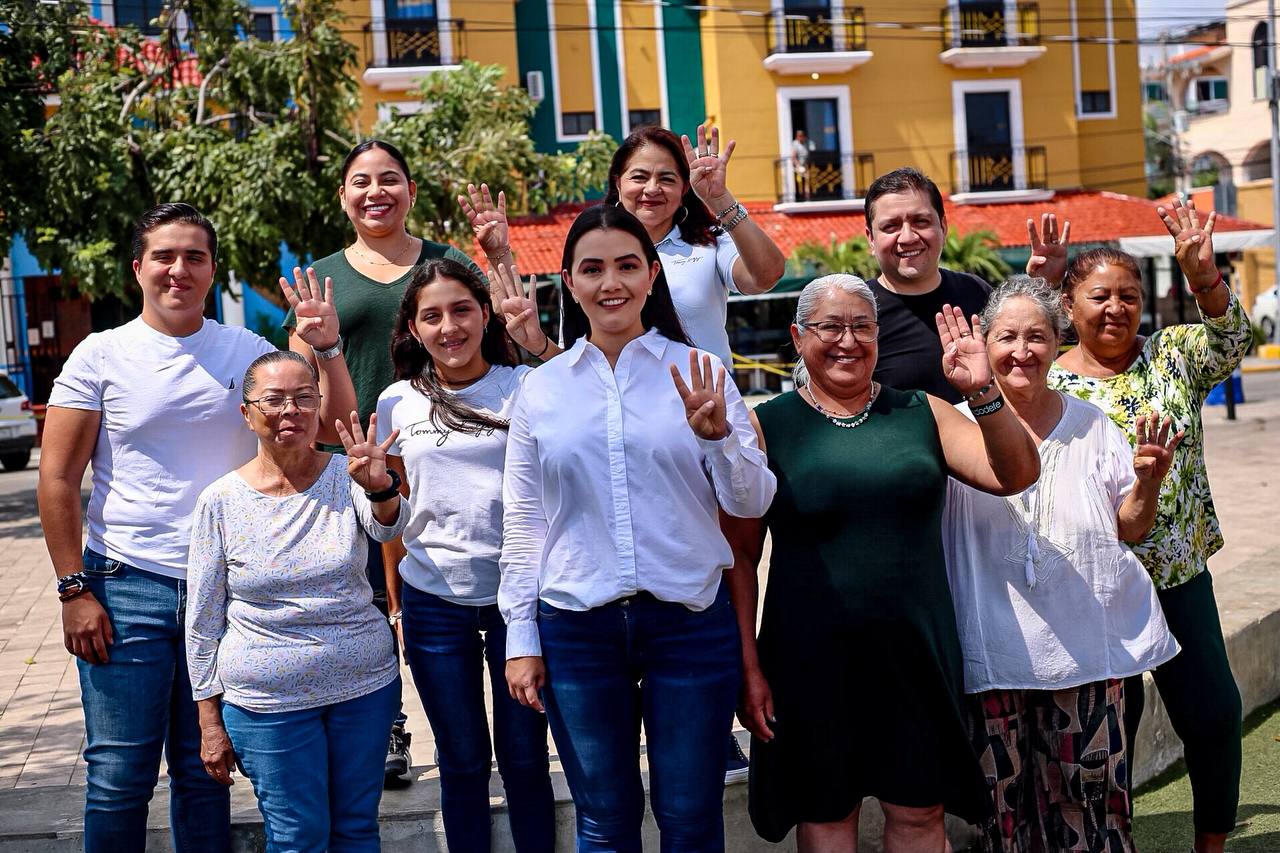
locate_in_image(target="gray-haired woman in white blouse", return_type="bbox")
[185,350,407,853]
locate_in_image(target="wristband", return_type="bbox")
[364,467,402,503]
[714,201,739,221]
[313,336,343,361]
[721,204,749,232]
[57,572,89,602]
[486,246,513,264]
[532,335,551,359]
[970,395,1005,418]
[964,381,994,403]
[388,611,403,626]
[1189,271,1224,295]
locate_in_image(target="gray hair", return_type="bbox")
[978,275,1069,340]
[793,274,879,386]
[242,349,318,400]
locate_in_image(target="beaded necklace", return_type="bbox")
[803,382,880,429]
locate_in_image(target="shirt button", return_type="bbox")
[620,598,630,608]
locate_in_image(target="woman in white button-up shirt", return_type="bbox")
[500,204,777,852]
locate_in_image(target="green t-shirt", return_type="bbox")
[283,241,485,449]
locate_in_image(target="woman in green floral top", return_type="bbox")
[1046,198,1250,853]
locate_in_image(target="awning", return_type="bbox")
[1118,229,1277,257]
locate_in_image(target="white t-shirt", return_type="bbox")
[48,318,276,578]
[656,226,740,366]
[376,365,532,605]
[943,394,1180,693]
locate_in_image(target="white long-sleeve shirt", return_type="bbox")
[499,329,776,659]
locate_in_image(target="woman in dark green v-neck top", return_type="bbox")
[725,274,1039,851]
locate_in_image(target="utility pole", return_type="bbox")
[1269,1,1280,265]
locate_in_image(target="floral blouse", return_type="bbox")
[1047,292,1250,590]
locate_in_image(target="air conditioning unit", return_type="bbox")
[526,70,545,103]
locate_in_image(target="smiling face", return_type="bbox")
[563,228,661,344]
[410,276,491,381]
[133,222,217,325]
[339,147,416,238]
[242,360,320,450]
[986,295,1058,394]
[1066,263,1144,357]
[866,188,946,287]
[792,288,878,397]
[616,144,686,238]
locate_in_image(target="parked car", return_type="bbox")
[0,372,37,471]
[1253,284,1280,343]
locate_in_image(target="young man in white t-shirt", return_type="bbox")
[37,203,355,852]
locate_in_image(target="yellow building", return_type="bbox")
[340,0,1146,205]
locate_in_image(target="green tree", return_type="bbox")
[940,228,1010,283]
[376,62,613,246]
[1145,110,1178,200]
[787,234,878,279]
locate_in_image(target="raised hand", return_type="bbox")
[681,124,737,209]
[1026,213,1071,284]
[490,262,548,354]
[670,351,729,441]
[458,183,510,259]
[1133,412,1184,484]
[280,266,339,350]
[935,304,992,397]
[1157,196,1220,292]
[334,411,399,494]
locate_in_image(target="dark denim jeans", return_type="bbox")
[538,581,741,853]
[400,584,555,853]
[222,678,401,853]
[77,549,231,853]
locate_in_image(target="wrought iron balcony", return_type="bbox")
[774,152,875,206]
[363,18,465,69]
[948,145,1047,195]
[766,8,867,55]
[941,2,1039,49]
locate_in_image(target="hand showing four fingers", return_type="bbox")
[1133,412,1184,484]
[681,124,736,208]
[1025,213,1071,284]
[935,304,992,398]
[334,411,399,494]
[490,262,548,354]
[1157,196,1220,292]
[458,183,510,259]
[670,351,730,441]
[279,266,339,350]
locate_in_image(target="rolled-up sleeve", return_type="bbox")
[185,493,228,701]
[499,394,546,659]
[699,375,776,518]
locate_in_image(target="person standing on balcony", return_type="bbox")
[284,139,507,788]
[861,167,992,402]
[38,204,354,853]
[791,129,814,201]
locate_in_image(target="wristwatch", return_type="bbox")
[365,467,402,503]
[57,572,89,603]
[313,336,344,361]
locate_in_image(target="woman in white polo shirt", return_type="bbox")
[500,205,776,851]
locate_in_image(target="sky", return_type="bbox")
[1137,0,1227,37]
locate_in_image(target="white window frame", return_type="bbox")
[771,0,854,53]
[376,100,427,123]
[951,78,1027,193]
[368,0,454,69]
[250,6,284,43]
[945,0,1019,48]
[1070,0,1117,120]
[1188,76,1230,113]
[547,0,604,143]
[775,85,856,203]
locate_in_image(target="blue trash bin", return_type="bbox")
[1206,370,1244,406]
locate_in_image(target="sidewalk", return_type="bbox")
[2,371,1278,848]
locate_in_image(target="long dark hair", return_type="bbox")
[604,126,716,247]
[559,205,692,350]
[390,259,519,434]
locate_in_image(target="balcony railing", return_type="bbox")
[364,18,465,68]
[940,2,1039,50]
[766,7,867,55]
[775,152,875,204]
[948,145,1047,195]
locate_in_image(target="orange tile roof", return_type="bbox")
[1169,44,1220,64]
[474,189,1270,276]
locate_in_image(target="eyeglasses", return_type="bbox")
[798,321,880,344]
[244,393,322,415]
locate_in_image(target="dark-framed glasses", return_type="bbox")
[244,393,322,415]
[799,320,880,344]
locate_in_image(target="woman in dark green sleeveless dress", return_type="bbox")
[724,274,1040,852]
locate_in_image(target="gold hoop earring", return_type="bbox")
[674,205,688,225]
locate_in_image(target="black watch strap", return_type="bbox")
[364,467,402,503]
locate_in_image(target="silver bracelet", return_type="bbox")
[313,336,343,361]
[721,203,749,232]
[388,611,403,626]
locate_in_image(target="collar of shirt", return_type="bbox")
[655,224,685,250]
[563,327,669,368]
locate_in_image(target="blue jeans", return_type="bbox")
[401,584,555,853]
[77,549,231,853]
[538,581,742,853]
[222,678,401,853]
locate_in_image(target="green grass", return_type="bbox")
[1133,699,1280,852]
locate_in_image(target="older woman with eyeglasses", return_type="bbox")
[725,274,1039,853]
[185,350,408,853]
